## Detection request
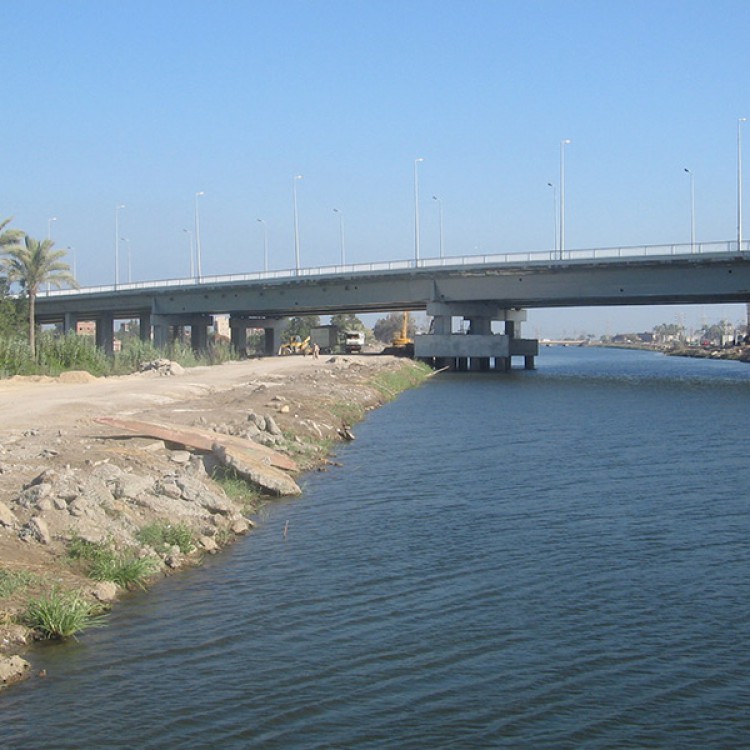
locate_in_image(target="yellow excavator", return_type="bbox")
[390,312,414,355]
[279,335,310,355]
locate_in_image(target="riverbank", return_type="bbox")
[580,340,750,363]
[0,354,431,690]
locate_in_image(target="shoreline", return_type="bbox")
[0,354,431,690]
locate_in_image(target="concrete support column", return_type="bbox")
[230,324,248,355]
[505,320,516,337]
[95,314,115,356]
[190,324,209,353]
[525,355,535,370]
[151,315,170,349]
[139,313,152,342]
[63,312,77,336]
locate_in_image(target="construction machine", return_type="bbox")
[278,335,310,355]
[390,312,414,355]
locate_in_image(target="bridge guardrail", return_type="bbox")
[41,239,745,298]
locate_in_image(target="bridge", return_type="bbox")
[34,240,750,372]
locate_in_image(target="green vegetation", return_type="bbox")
[67,535,159,590]
[371,361,432,400]
[0,331,237,379]
[0,568,42,598]
[0,231,77,355]
[136,522,195,555]
[22,586,106,640]
[211,468,263,511]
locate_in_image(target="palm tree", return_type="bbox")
[1,235,77,354]
[0,217,23,249]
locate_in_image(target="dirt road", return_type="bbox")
[0,356,366,432]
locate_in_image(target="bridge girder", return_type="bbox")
[34,254,750,326]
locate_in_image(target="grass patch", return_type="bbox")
[371,361,432,400]
[211,468,263,511]
[89,553,159,590]
[22,587,107,640]
[0,568,42,598]
[67,535,159,590]
[136,522,195,555]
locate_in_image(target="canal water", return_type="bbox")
[1,347,749,749]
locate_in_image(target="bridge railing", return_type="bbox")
[41,239,745,297]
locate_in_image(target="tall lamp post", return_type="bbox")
[293,175,303,274]
[183,229,194,277]
[333,208,346,266]
[684,168,695,252]
[547,182,558,258]
[432,195,444,259]
[560,139,571,259]
[115,204,125,287]
[739,117,747,252]
[414,157,424,263]
[256,219,269,272]
[47,217,57,241]
[194,191,205,280]
[121,237,131,283]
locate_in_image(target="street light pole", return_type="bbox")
[115,204,125,287]
[432,195,444,259]
[293,175,303,274]
[547,182,558,258]
[183,229,194,277]
[414,157,424,263]
[47,217,57,241]
[333,208,346,266]
[257,219,268,272]
[560,139,571,259]
[194,191,205,280]
[121,237,131,283]
[684,168,695,252]
[739,117,747,251]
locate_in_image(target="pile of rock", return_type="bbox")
[138,359,186,376]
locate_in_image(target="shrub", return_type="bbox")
[23,587,106,640]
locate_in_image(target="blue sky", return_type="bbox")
[3,0,749,336]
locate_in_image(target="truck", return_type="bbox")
[310,325,342,354]
[310,325,366,354]
[344,330,365,353]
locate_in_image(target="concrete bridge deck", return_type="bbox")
[32,240,750,370]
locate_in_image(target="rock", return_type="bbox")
[113,474,154,501]
[91,581,119,602]
[199,535,219,552]
[17,483,52,509]
[247,412,266,431]
[0,501,18,529]
[264,415,283,436]
[28,469,58,487]
[176,477,233,514]
[212,442,301,497]
[26,516,51,545]
[155,480,183,499]
[230,517,251,535]
[53,496,69,510]
[0,655,31,689]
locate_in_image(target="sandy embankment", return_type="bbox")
[0,354,428,688]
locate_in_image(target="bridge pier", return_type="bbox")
[229,316,286,356]
[95,314,115,356]
[416,303,538,372]
[151,314,213,353]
